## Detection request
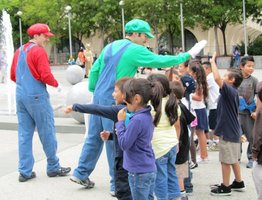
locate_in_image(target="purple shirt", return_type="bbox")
[116,106,156,173]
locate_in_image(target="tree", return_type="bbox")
[190,0,261,56]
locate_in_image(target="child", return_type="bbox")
[64,77,132,200]
[116,78,163,200]
[189,61,209,162]
[238,56,258,168]
[203,61,220,150]
[172,80,196,200]
[252,81,262,200]
[178,61,196,194]
[147,74,181,200]
[210,52,245,196]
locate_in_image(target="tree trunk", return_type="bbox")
[101,26,105,48]
[168,25,174,54]
[214,26,220,56]
[219,23,228,56]
[53,43,58,64]
[154,21,159,54]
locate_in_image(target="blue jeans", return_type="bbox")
[128,172,156,200]
[155,146,180,200]
[16,92,60,176]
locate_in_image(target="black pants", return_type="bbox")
[114,156,132,200]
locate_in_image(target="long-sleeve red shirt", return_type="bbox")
[10,42,58,87]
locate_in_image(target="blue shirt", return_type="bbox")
[72,103,125,157]
[215,83,242,142]
[116,106,156,173]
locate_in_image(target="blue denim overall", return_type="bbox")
[73,41,131,192]
[16,44,60,177]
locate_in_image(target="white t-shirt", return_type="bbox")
[206,73,220,110]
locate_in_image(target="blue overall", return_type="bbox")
[16,44,60,177]
[73,41,131,191]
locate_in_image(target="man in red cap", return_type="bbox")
[10,23,71,182]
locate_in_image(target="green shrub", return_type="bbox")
[239,34,262,55]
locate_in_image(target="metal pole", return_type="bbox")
[18,17,22,46]
[68,13,73,59]
[121,7,125,38]
[180,3,185,51]
[243,0,248,56]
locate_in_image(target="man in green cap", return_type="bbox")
[71,18,207,199]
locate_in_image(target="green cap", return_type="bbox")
[125,19,154,38]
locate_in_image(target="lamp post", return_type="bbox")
[243,0,248,56]
[119,0,125,39]
[65,5,73,61]
[17,11,23,46]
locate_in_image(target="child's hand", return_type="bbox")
[210,52,217,63]
[251,112,256,120]
[64,105,73,113]
[100,131,110,141]
[240,135,247,143]
[118,108,126,121]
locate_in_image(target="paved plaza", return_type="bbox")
[0,67,261,200]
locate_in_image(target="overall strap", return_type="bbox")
[93,41,131,99]
[19,43,37,53]
[104,41,131,69]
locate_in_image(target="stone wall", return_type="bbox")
[201,56,262,69]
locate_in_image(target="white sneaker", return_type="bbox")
[197,157,209,164]
[109,191,116,197]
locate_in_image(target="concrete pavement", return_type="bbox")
[0,67,261,200]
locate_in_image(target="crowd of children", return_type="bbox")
[64,53,261,200]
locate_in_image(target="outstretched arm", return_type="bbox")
[64,103,125,122]
[210,52,223,88]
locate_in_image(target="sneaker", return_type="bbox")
[246,160,253,169]
[47,167,71,177]
[19,171,36,182]
[230,180,245,191]
[189,162,198,169]
[109,191,116,197]
[197,157,209,164]
[70,176,95,188]
[210,183,220,189]
[210,184,231,196]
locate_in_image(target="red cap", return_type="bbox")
[27,23,54,37]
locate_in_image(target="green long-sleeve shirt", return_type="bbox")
[88,39,190,92]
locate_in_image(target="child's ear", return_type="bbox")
[229,77,235,85]
[134,94,142,105]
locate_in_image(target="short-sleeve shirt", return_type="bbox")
[238,75,258,106]
[215,83,242,143]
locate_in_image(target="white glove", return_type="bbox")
[188,40,207,58]
[57,84,62,93]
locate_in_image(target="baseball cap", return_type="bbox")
[27,23,54,37]
[125,19,154,38]
[181,74,196,100]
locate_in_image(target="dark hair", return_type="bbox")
[227,68,243,88]
[147,74,179,126]
[165,68,179,81]
[240,56,254,66]
[202,61,211,68]
[115,77,131,93]
[123,78,163,126]
[257,81,262,102]
[189,63,208,99]
[170,81,184,100]
[184,60,189,67]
